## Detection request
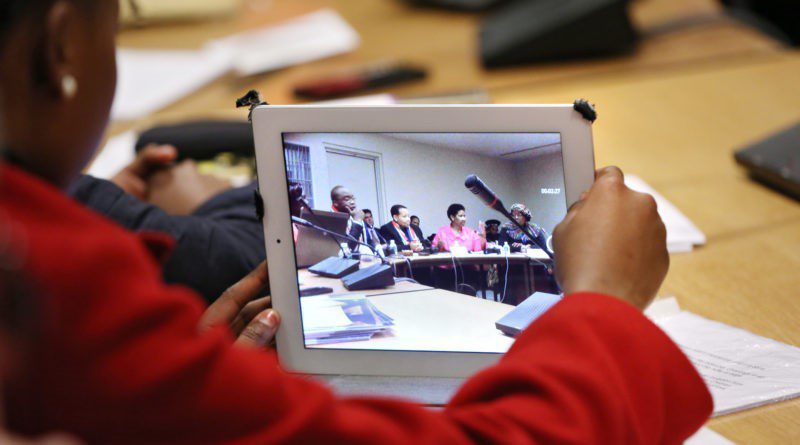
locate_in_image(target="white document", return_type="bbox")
[300,296,352,331]
[655,311,800,416]
[317,93,397,106]
[112,47,232,121]
[685,427,735,445]
[87,131,137,179]
[625,175,706,253]
[644,296,682,320]
[210,9,360,77]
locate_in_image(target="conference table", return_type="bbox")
[387,250,553,303]
[110,0,800,442]
[297,268,516,353]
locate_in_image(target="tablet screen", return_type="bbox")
[282,132,567,353]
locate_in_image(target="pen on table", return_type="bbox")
[293,61,428,100]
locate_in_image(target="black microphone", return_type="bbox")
[465,174,506,213]
[292,216,381,259]
[464,174,554,259]
[293,216,393,287]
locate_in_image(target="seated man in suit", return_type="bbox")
[330,185,366,251]
[361,208,386,250]
[380,204,425,252]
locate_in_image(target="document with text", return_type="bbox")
[655,311,800,416]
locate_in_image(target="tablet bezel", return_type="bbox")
[252,104,595,377]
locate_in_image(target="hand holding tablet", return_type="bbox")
[252,104,596,379]
[553,166,669,311]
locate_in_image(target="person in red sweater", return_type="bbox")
[0,1,712,443]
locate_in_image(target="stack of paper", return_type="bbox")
[209,9,360,77]
[655,310,800,417]
[87,131,137,179]
[112,9,360,121]
[648,298,800,417]
[301,295,394,345]
[625,175,706,253]
[112,47,232,121]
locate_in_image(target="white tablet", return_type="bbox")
[252,105,595,378]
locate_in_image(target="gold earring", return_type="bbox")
[61,74,78,99]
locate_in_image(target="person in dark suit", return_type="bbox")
[361,208,386,249]
[330,185,366,251]
[380,204,424,252]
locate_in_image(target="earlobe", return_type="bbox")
[61,74,78,99]
[42,2,80,100]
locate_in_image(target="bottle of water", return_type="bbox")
[502,241,511,256]
[388,239,397,257]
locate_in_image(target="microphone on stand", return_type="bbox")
[464,174,554,259]
[292,216,381,259]
[292,216,394,290]
[465,174,507,214]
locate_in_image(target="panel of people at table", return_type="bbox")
[328,185,551,255]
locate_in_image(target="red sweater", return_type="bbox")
[2,164,712,444]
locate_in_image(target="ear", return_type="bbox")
[40,1,81,100]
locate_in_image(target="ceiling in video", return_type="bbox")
[283,132,567,354]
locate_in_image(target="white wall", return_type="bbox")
[283,133,566,237]
[509,145,567,235]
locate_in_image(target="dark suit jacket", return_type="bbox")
[69,175,264,304]
[363,223,386,247]
[379,222,425,251]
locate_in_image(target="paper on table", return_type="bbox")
[644,297,733,445]
[685,427,735,445]
[625,175,706,253]
[112,47,232,121]
[210,9,360,77]
[644,296,682,320]
[300,296,352,330]
[656,311,800,416]
[86,131,137,179]
[316,93,397,106]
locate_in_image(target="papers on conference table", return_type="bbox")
[87,131,137,179]
[648,298,800,417]
[210,9,360,77]
[112,9,359,121]
[685,427,734,445]
[301,294,394,345]
[112,47,232,121]
[625,175,706,253]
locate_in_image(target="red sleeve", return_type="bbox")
[21,221,710,444]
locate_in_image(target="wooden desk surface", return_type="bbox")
[492,56,800,443]
[110,0,783,134]
[112,1,800,442]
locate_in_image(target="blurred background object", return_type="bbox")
[120,0,242,26]
[405,0,509,12]
[721,0,800,46]
[480,0,636,67]
[735,122,800,201]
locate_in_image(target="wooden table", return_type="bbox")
[111,0,800,441]
[493,56,800,443]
